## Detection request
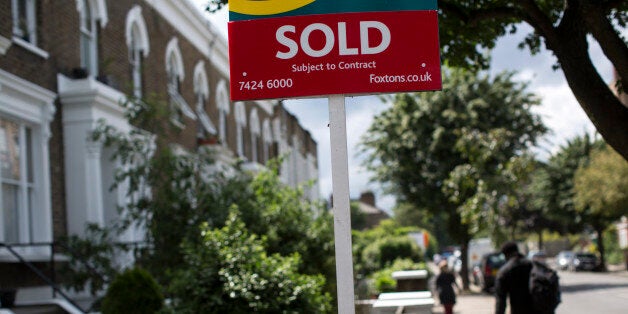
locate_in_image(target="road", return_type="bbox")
[556,269,628,314]
[432,268,628,314]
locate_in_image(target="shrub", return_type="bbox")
[604,226,624,265]
[368,259,430,295]
[101,268,163,314]
[168,210,332,314]
[362,236,422,273]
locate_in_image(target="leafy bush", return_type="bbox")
[101,268,163,314]
[604,226,624,265]
[373,274,397,294]
[59,224,126,296]
[168,210,332,314]
[361,236,422,273]
[368,259,431,295]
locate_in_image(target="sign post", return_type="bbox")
[328,94,355,313]
[228,1,441,312]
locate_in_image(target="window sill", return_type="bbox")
[0,35,11,55]
[12,37,49,59]
[170,118,186,130]
[0,247,66,263]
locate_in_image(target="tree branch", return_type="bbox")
[519,0,559,45]
[583,3,628,92]
[603,0,627,11]
[438,1,520,25]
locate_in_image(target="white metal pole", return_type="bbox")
[328,94,356,314]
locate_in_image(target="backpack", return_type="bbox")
[529,260,561,312]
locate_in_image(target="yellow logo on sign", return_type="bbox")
[230,0,316,16]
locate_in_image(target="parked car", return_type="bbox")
[527,250,548,263]
[570,252,598,271]
[556,251,575,270]
[472,252,506,292]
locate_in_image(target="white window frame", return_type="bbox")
[194,62,216,137]
[216,80,230,147]
[0,118,33,244]
[12,0,37,45]
[234,102,247,158]
[249,109,260,163]
[262,119,273,164]
[79,0,97,76]
[129,28,143,98]
[0,69,55,252]
[165,37,195,127]
[125,5,150,99]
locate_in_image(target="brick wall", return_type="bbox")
[1,0,317,241]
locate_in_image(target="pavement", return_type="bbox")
[429,264,628,314]
[431,291,495,314]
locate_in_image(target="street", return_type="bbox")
[557,269,628,314]
[432,269,628,314]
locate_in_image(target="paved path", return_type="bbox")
[431,291,495,314]
[433,266,628,314]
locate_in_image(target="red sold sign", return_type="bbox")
[228,10,441,101]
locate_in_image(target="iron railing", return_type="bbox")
[0,240,149,313]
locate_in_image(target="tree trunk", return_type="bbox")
[460,237,470,291]
[531,1,628,160]
[538,230,544,251]
[596,227,607,271]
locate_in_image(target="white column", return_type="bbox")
[328,95,355,314]
[85,141,105,225]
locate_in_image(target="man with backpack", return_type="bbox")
[494,241,560,314]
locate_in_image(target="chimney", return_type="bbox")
[359,191,376,207]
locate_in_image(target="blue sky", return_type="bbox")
[195,2,616,213]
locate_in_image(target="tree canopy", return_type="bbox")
[528,134,605,234]
[360,68,547,288]
[437,0,628,159]
[573,145,628,268]
[206,0,628,159]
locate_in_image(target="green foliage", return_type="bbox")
[59,224,125,295]
[360,69,546,288]
[360,68,546,245]
[353,220,429,281]
[437,1,627,70]
[101,268,163,314]
[573,145,628,267]
[168,210,332,314]
[603,226,624,265]
[66,96,336,312]
[437,0,628,161]
[368,259,431,295]
[528,134,605,234]
[574,146,628,223]
[372,274,396,294]
[361,237,422,273]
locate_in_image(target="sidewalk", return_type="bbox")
[430,265,628,314]
[431,291,495,314]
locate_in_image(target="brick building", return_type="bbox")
[356,191,390,230]
[0,0,318,309]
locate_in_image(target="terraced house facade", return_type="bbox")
[0,0,319,309]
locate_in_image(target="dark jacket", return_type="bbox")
[495,254,536,314]
[435,271,457,305]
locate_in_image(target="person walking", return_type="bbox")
[435,260,458,314]
[494,241,554,314]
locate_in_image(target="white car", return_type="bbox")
[527,250,548,263]
[556,251,574,270]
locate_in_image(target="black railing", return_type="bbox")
[0,240,149,313]
[1,242,87,313]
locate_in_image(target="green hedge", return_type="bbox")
[101,268,163,314]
